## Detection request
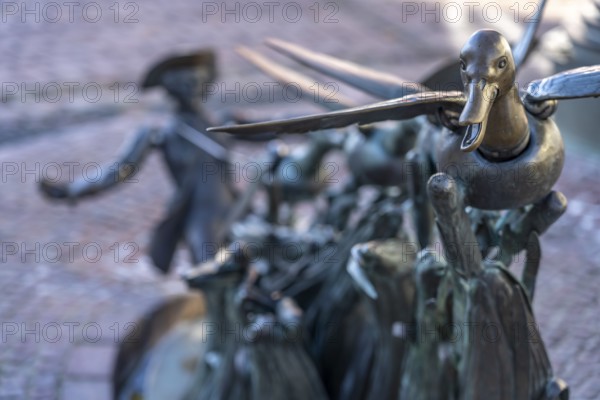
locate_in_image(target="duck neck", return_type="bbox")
[479,85,530,161]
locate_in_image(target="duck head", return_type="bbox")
[458,30,529,159]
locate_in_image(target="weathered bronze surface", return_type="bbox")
[112,1,595,398]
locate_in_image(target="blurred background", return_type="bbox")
[0,0,598,398]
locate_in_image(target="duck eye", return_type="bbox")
[498,58,507,69]
[460,60,466,71]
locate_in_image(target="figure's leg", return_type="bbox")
[267,183,282,224]
[148,179,194,273]
[496,190,567,268]
[407,150,433,250]
[522,231,541,300]
[185,180,233,265]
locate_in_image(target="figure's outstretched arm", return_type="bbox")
[265,38,429,99]
[208,91,465,136]
[40,126,158,200]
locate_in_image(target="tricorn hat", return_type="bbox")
[141,50,217,89]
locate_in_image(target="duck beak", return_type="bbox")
[347,246,378,299]
[458,80,498,152]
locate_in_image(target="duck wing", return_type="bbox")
[484,264,554,400]
[265,38,429,99]
[512,0,548,69]
[208,91,465,135]
[422,59,463,93]
[460,275,516,400]
[525,65,600,102]
[236,46,358,111]
[463,264,553,400]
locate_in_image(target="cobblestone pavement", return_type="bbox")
[0,0,598,399]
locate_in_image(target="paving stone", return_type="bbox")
[60,380,111,400]
[27,373,59,398]
[66,345,116,378]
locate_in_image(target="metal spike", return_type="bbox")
[236,46,358,111]
[266,38,429,99]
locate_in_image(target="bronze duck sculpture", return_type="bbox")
[430,28,564,210]
[209,28,600,214]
